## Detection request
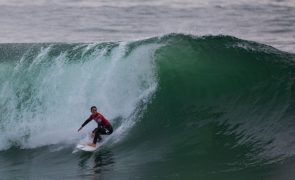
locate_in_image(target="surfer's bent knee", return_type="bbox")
[106,125,113,135]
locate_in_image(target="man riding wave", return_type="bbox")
[78,106,113,147]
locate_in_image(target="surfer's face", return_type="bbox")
[91,108,97,114]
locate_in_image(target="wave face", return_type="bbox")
[0,42,159,150]
[1,34,295,179]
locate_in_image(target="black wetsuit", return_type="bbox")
[81,112,113,144]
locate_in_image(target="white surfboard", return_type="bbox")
[76,143,99,152]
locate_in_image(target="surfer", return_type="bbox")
[78,106,113,147]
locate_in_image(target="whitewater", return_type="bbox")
[0,41,159,149]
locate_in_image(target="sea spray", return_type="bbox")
[0,41,159,150]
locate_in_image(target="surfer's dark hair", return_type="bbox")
[90,106,97,111]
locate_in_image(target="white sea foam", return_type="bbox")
[0,41,160,150]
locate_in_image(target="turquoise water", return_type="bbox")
[1,34,295,179]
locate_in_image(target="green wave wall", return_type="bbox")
[120,34,295,179]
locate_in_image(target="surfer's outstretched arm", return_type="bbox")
[78,117,92,132]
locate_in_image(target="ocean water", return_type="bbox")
[0,0,295,52]
[1,1,295,180]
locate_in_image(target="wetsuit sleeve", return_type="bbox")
[81,115,92,127]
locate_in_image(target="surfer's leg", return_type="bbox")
[98,134,102,141]
[106,125,113,135]
[93,131,98,144]
[91,128,98,138]
[101,125,113,135]
[97,125,113,135]
[93,129,102,144]
[92,126,113,144]
[92,128,97,133]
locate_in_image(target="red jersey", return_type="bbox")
[88,112,111,126]
[82,112,111,128]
